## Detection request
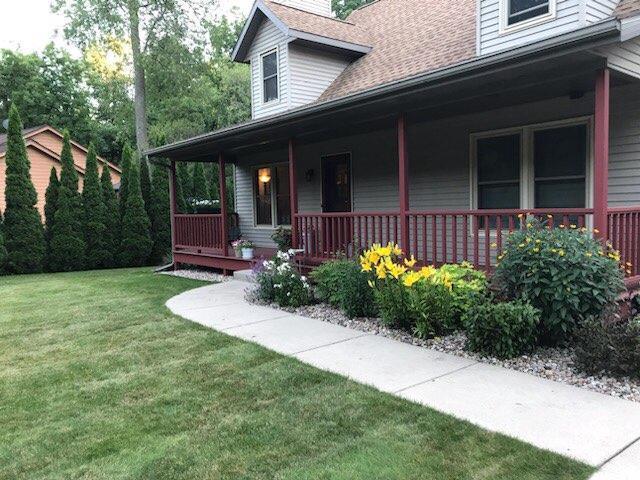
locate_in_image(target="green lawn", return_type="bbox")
[0,269,593,480]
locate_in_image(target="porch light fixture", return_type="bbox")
[258,168,271,184]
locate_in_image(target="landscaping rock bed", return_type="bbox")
[160,269,227,283]
[253,299,640,403]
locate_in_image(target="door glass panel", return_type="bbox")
[255,167,272,225]
[322,154,352,213]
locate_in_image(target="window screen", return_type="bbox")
[262,51,278,103]
[477,134,521,210]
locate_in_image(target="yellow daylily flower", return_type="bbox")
[404,255,417,268]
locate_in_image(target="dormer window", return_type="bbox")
[501,0,556,33]
[261,49,279,104]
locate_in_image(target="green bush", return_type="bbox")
[311,260,377,319]
[408,281,455,338]
[271,227,292,252]
[119,160,152,267]
[438,262,487,327]
[100,164,120,267]
[494,219,625,345]
[574,316,640,378]
[464,299,541,359]
[82,144,108,269]
[255,251,312,308]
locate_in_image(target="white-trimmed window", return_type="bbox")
[261,49,279,104]
[471,118,592,214]
[500,0,556,33]
[254,165,291,227]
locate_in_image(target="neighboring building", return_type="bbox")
[149,0,640,285]
[0,125,122,218]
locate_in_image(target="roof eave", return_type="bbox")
[149,19,621,159]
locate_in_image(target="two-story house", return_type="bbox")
[149,0,640,285]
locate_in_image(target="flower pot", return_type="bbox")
[242,248,254,260]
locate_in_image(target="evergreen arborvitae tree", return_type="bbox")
[119,160,152,266]
[118,143,133,220]
[149,162,171,265]
[3,105,45,274]
[191,162,209,202]
[0,210,7,274]
[176,162,191,213]
[100,165,120,267]
[207,163,219,201]
[177,161,192,198]
[82,144,108,269]
[43,167,60,270]
[140,158,152,217]
[49,130,85,272]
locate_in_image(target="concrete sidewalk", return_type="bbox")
[166,280,640,478]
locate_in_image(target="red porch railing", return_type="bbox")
[407,208,594,269]
[174,214,225,252]
[294,212,401,261]
[294,208,596,269]
[608,207,640,278]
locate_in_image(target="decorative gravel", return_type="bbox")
[160,269,227,283]
[250,297,640,403]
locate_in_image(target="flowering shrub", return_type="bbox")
[464,299,541,359]
[359,244,486,335]
[494,218,626,345]
[255,250,311,308]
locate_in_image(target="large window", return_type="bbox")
[473,120,590,215]
[254,165,291,227]
[261,50,279,103]
[502,0,555,31]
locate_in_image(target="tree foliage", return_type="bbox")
[332,0,373,19]
[83,144,108,269]
[118,143,133,219]
[0,210,7,274]
[100,163,120,267]
[192,162,209,201]
[119,159,152,266]
[140,157,151,216]
[149,161,171,264]
[44,167,60,269]
[2,105,45,274]
[49,131,86,272]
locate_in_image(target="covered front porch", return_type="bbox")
[161,59,640,284]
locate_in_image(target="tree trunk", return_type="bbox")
[128,0,149,157]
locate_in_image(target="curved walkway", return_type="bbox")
[167,280,640,478]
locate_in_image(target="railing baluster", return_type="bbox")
[452,215,458,264]
[431,215,437,264]
[441,215,447,264]
[462,214,468,263]
[484,215,490,271]
[473,215,479,269]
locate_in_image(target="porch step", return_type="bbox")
[233,269,256,283]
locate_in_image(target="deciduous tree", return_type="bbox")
[2,105,45,273]
[192,162,209,202]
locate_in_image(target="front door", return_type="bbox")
[322,153,352,213]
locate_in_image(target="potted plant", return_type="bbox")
[240,240,255,260]
[271,226,292,252]
[231,239,244,258]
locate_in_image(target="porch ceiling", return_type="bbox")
[148,22,627,163]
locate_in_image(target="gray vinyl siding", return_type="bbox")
[610,83,640,206]
[233,85,640,248]
[596,38,640,79]
[247,19,291,119]
[278,0,332,16]
[479,0,583,55]
[288,45,350,108]
[585,0,618,23]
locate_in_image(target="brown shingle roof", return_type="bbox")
[615,0,640,19]
[265,1,371,47]
[318,0,477,101]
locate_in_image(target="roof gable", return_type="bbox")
[232,0,371,62]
